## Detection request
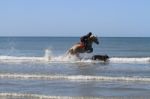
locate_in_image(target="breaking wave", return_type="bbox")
[0,49,149,64]
[0,73,150,82]
[0,93,101,99]
[0,55,150,64]
[1,93,147,99]
[109,57,150,64]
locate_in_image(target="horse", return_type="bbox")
[67,35,99,56]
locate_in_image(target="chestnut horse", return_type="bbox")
[67,35,99,56]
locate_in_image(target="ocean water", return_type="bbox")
[0,37,150,99]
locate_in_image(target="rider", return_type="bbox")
[80,32,92,50]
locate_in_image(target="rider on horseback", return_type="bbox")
[80,32,92,50]
[68,32,98,55]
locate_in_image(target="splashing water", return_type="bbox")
[0,48,149,64]
[44,49,52,61]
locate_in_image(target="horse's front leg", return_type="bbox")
[86,48,93,53]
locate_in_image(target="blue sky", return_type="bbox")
[0,0,150,37]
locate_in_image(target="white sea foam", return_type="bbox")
[109,57,150,64]
[0,49,150,64]
[0,93,148,99]
[0,73,150,82]
[0,55,45,63]
[0,93,108,99]
[0,55,150,64]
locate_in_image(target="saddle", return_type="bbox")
[78,43,85,48]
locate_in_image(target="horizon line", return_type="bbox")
[0,36,150,38]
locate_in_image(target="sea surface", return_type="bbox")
[0,37,150,99]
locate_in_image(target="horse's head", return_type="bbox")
[89,35,99,45]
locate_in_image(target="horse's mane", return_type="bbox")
[90,34,97,38]
[89,35,97,40]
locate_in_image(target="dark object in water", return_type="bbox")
[92,55,109,62]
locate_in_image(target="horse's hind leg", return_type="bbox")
[68,49,75,55]
[76,53,80,58]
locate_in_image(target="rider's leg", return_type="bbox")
[84,41,88,50]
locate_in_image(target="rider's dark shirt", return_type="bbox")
[80,34,90,43]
